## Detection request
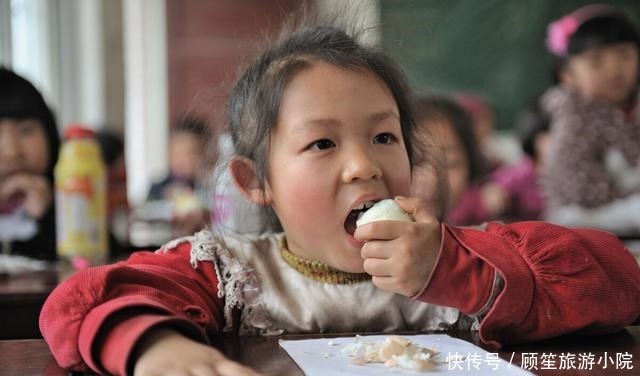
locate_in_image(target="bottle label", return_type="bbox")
[56,175,107,258]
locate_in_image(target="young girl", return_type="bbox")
[0,67,60,260]
[95,130,130,257]
[541,4,640,213]
[416,96,551,225]
[410,94,489,225]
[40,26,640,376]
[454,92,502,169]
[147,115,210,237]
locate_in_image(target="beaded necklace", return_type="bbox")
[279,237,370,284]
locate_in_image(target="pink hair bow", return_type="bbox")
[545,4,617,57]
[546,16,579,56]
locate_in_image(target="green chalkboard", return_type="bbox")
[380,0,640,130]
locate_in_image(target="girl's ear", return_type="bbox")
[229,156,271,205]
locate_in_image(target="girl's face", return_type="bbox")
[169,132,203,180]
[0,119,50,180]
[410,161,438,209]
[414,120,469,211]
[562,42,639,106]
[264,62,411,273]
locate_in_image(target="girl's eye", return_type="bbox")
[18,123,37,137]
[617,46,636,60]
[373,133,396,144]
[308,139,335,150]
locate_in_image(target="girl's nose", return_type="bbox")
[341,145,382,183]
[0,127,21,162]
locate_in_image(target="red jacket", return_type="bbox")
[40,222,640,375]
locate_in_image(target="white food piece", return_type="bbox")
[340,335,365,356]
[341,335,437,372]
[356,199,412,227]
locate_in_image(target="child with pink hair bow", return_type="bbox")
[540,3,640,233]
[545,4,616,57]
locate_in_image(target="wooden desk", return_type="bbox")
[0,327,638,375]
[0,268,61,339]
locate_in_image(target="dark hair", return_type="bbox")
[413,94,484,184]
[568,12,640,56]
[172,114,208,137]
[171,114,215,186]
[228,25,417,231]
[0,67,60,181]
[95,130,124,167]
[516,103,550,160]
[552,11,640,83]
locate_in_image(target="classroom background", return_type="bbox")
[2,0,638,206]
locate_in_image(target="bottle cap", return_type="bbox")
[64,124,95,139]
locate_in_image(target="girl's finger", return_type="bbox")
[1,173,46,197]
[354,220,405,241]
[394,196,438,223]
[360,239,396,259]
[215,361,264,376]
[370,275,395,292]
[362,256,391,277]
[0,178,22,199]
[191,364,218,376]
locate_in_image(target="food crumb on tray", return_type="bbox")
[340,335,437,372]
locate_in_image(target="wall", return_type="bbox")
[380,0,640,130]
[165,0,305,129]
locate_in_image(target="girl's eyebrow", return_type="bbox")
[294,110,400,133]
[293,118,340,134]
[369,111,400,123]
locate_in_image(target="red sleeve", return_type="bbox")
[39,241,225,375]
[414,222,640,349]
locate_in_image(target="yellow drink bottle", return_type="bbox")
[55,125,108,267]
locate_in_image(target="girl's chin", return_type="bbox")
[331,257,366,274]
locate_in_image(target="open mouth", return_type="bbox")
[344,200,378,236]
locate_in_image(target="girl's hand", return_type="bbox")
[134,328,263,376]
[355,196,442,297]
[480,182,509,216]
[0,173,52,219]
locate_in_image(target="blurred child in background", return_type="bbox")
[411,94,489,226]
[148,115,210,237]
[412,94,550,225]
[0,67,60,260]
[478,103,550,222]
[541,4,640,225]
[454,92,501,168]
[95,130,129,256]
[148,115,207,201]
